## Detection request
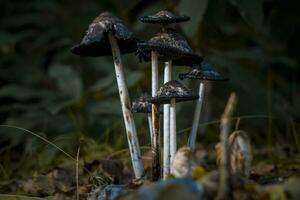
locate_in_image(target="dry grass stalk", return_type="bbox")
[76,144,81,200]
[216,92,237,200]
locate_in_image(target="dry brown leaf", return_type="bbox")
[215,130,252,178]
[229,130,252,178]
[171,146,194,178]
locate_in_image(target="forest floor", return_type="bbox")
[0,140,300,200]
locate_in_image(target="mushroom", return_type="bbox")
[149,80,199,173]
[137,28,202,179]
[143,17,188,179]
[179,62,228,149]
[132,94,154,140]
[137,29,202,179]
[71,12,144,179]
[131,94,164,141]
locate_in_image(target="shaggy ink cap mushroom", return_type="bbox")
[172,53,203,67]
[140,10,190,24]
[179,62,228,81]
[132,94,164,114]
[137,30,201,62]
[131,94,152,113]
[149,80,199,104]
[71,12,139,56]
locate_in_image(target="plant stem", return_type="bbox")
[188,82,205,149]
[216,92,237,200]
[108,32,144,179]
[170,98,176,170]
[163,61,172,179]
[151,51,161,181]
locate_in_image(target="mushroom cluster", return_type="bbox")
[71,10,227,181]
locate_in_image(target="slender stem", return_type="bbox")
[108,32,144,179]
[163,61,172,179]
[76,144,80,200]
[170,98,176,170]
[147,114,153,140]
[151,51,161,181]
[188,82,205,149]
[152,52,159,97]
[216,92,237,200]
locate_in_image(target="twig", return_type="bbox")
[235,117,241,131]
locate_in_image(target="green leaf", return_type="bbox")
[47,98,78,115]
[89,74,115,93]
[0,85,52,100]
[49,64,82,100]
[178,0,208,39]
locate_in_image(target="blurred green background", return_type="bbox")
[0,0,299,179]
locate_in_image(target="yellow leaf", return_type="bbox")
[192,166,206,180]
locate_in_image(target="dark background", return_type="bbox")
[0,0,299,179]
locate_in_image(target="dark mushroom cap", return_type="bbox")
[132,94,164,114]
[179,62,228,81]
[131,94,152,113]
[172,53,203,66]
[149,80,199,104]
[71,12,139,57]
[140,10,190,24]
[137,30,197,62]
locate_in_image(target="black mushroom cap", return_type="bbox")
[132,94,164,114]
[172,53,203,66]
[131,94,152,113]
[149,80,199,104]
[140,10,190,24]
[71,12,140,57]
[137,30,200,62]
[179,62,229,81]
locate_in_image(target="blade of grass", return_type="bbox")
[0,125,75,161]
[76,143,81,200]
[0,125,96,178]
[0,194,46,200]
[177,114,277,134]
[291,119,300,153]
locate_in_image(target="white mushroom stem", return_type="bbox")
[147,113,153,140]
[108,32,144,179]
[188,82,205,149]
[151,51,161,180]
[170,98,176,170]
[151,52,159,97]
[163,61,172,179]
